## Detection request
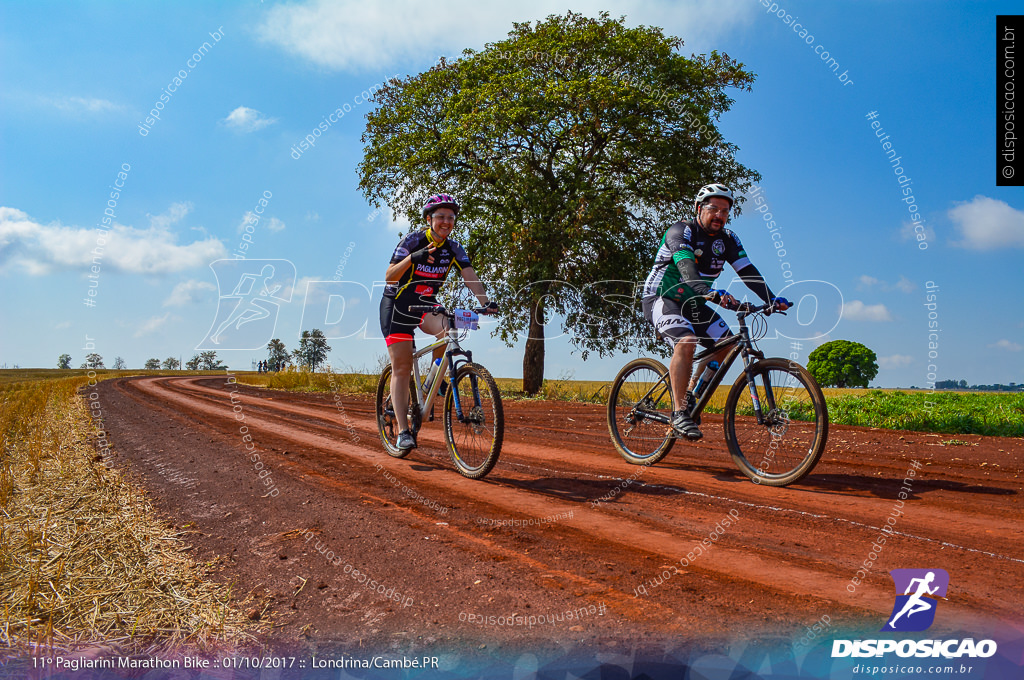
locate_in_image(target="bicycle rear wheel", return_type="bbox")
[444,363,503,479]
[723,358,828,486]
[606,357,676,465]
[375,365,419,458]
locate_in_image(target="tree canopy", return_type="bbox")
[57,354,72,369]
[266,339,290,372]
[359,11,758,392]
[292,330,331,372]
[807,340,879,388]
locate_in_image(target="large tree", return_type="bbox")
[162,357,181,370]
[144,358,161,370]
[57,353,72,369]
[359,12,758,392]
[292,330,331,372]
[807,340,879,388]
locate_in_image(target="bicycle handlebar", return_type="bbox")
[409,304,494,316]
[736,301,788,317]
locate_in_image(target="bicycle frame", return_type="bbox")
[631,305,779,429]
[406,311,479,425]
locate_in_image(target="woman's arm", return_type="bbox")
[460,267,489,305]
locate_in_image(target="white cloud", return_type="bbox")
[894,276,915,293]
[0,205,226,275]
[949,195,1024,250]
[988,339,1023,352]
[148,202,193,230]
[135,313,173,338]
[878,354,914,369]
[222,106,277,133]
[858,274,915,293]
[51,96,123,113]
[236,212,285,234]
[858,275,879,287]
[257,0,755,72]
[164,279,216,306]
[899,220,936,245]
[842,300,892,322]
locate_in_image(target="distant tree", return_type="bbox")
[292,329,331,372]
[162,357,181,370]
[808,340,878,388]
[81,353,105,369]
[57,353,72,369]
[185,354,202,371]
[266,338,290,372]
[198,350,228,371]
[113,356,127,370]
[144,358,161,370]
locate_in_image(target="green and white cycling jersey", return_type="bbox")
[642,219,757,303]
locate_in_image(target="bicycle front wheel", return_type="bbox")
[723,358,828,486]
[444,363,503,479]
[606,357,676,465]
[375,365,418,458]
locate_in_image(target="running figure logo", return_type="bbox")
[881,568,950,632]
[198,259,296,350]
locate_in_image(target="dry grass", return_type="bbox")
[0,376,260,658]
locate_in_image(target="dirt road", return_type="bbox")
[95,375,1024,657]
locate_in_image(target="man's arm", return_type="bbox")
[675,257,712,296]
[733,262,775,305]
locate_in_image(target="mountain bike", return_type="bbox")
[606,301,828,486]
[375,304,504,479]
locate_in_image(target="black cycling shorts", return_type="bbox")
[379,296,427,346]
[642,295,732,348]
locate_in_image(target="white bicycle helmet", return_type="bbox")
[693,183,734,212]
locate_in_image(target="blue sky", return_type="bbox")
[1,0,1022,388]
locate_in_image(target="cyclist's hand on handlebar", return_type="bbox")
[706,289,739,310]
[769,296,791,313]
[480,301,498,315]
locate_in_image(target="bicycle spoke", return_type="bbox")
[607,359,675,465]
[726,360,827,485]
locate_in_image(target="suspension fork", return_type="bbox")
[446,348,477,421]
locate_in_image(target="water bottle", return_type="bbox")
[693,361,719,398]
[424,357,442,387]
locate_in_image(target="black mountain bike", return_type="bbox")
[606,301,828,486]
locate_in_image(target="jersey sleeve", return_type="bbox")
[725,230,752,270]
[389,232,421,264]
[450,240,472,271]
[668,223,695,263]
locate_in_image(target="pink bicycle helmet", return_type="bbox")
[421,193,460,218]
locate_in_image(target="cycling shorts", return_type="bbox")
[642,295,732,348]
[379,296,427,346]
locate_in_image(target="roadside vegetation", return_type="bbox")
[237,368,1024,438]
[0,372,258,656]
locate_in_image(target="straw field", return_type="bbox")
[0,374,260,657]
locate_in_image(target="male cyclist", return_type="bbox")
[642,183,790,440]
[380,194,496,451]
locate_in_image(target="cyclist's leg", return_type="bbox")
[644,296,697,411]
[419,309,450,363]
[380,297,420,432]
[687,306,733,392]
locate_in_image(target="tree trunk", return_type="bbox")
[523,296,546,395]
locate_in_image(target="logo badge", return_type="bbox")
[198,259,296,350]
[882,569,949,632]
[712,239,725,256]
